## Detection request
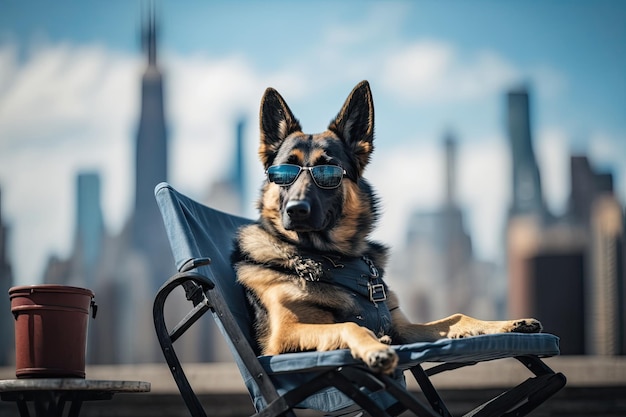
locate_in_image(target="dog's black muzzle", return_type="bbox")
[284,200,316,231]
[283,197,334,232]
[286,200,311,220]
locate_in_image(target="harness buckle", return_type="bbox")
[369,283,387,303]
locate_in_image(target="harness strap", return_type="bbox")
[322,255,387,303]
[300,254,393,338]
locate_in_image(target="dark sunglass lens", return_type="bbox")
[267,165,300,185]
[311,166,343,188]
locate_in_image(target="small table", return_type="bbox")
[0,378,151,417]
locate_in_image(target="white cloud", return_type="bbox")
[377,39,570,110]
[0,44,138,144]
[380,41,521,104]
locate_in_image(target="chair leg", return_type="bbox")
[411,358,566,417]
[16,399,30,417]
[339,367,441,417]
[409,365,452,417]
[461,373,566,417]
[500,373,566,417]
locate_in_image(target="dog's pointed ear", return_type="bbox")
[328,80,374,175]
[259,87,302,168]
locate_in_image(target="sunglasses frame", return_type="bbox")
[266,164,347,189]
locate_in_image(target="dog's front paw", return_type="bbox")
[364,347,398,374]
[509,318,543,334]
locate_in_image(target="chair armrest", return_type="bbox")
[153,271,215,417]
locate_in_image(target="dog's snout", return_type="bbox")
[286,200,311,219]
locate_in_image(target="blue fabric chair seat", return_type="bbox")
[261,333,559,375]
[258,333,560,412]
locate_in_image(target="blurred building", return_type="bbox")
[505,87,625,355]
[507,88,547,218]
[0,189,15,365]
[131,7,171,286]
[392,132,499,323]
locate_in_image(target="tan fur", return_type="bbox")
[236,81,542,374]
[328,181,372,255]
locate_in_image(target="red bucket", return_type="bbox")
[9,285,96,378]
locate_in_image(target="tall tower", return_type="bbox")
[74,172,104,287]
[507,88,546,217]
[234,119,246,214]
[440,133,473,312]
[444,131,457,208]
[132,6,169,267]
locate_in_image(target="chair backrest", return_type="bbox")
[154,182,255,348]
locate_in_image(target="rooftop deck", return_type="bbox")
[1,356,625,416]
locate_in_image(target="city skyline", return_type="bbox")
[0,1,625,286]
[0,3,623,364]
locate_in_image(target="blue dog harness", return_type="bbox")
[307,255,393,339]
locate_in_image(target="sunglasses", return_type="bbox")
[266,164,347,189]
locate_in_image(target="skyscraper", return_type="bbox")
[74,173,104,288]
[132,6,169,282]
[125,7,176,304]
[507,88,546,218]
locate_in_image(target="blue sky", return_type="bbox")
[1,0,625,285]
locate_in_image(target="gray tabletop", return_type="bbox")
[0,379,151,393]
[0,379,151,417]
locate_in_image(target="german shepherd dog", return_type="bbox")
[233,80,542,374]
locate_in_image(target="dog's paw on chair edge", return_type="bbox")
[510,319,543,334]
[364,347,398,374]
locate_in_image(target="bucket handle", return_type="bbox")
[91,300,98,319]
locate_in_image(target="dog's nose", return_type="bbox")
[286,200,311,219]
